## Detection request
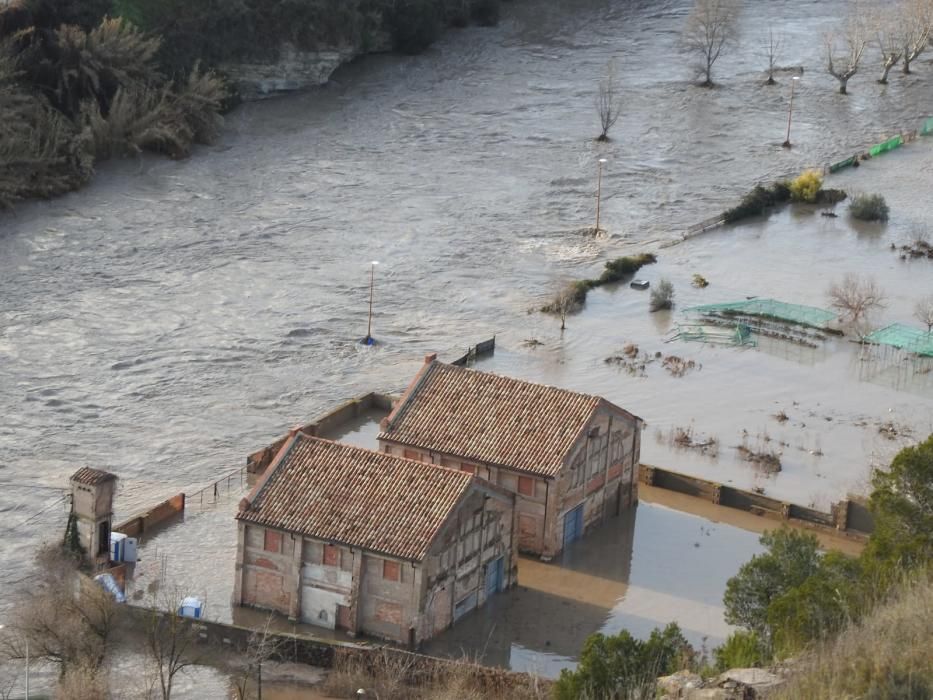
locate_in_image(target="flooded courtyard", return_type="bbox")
[2,0,933,691]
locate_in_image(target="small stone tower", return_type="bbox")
[69,467,118,570]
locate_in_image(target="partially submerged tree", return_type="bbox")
[550,280,583,331]
[825,14,869,94]
[683,0,742,87]
[827,273,886,328]
[595,59,622,141]
[232,616,284,700]
[762,27,783,84]
[915,295,933,333]
[143,591,205,700]
[873,11,904,83]
[899,0,933,74]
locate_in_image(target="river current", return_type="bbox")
[2,0,932,639]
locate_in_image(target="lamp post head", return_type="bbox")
[371,261,379,266]
[598,158,607,164]
[792,76,800,81]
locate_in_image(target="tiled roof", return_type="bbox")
[237,436,474,561]
[71,467,117,486]
[379,361,614,478]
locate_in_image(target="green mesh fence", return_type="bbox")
[865,324,933,357]
[869,135,904,157]
[829,155,856,173]
[921,117,933,136]
[686,299,837,329]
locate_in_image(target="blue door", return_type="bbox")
[563,504,584,547]
[485,557,504,596]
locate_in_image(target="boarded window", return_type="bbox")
[403,449,422,462]
[519,514,537,536]
[263,530,281,553]
[440,457,459,469]
[323,544,339,567]
[518,476,534,496]
[461,463,476,475]
[383,559,401,582]
[383,445,393,455]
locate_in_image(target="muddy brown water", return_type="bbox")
[2,0,933,690]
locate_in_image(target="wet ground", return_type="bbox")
[2,0,933,690]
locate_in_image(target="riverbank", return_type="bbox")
[0,0,508,209]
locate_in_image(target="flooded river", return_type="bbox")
[2,0,933,688]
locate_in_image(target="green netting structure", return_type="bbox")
[686,299,837,329]
[921,117,933,136]
[869,135,904,157]
[865,324,933,357]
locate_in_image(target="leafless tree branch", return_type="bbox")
[595,59,622,141]
[683,0,743,87]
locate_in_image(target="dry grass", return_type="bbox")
[321,649,550,700]
[774,573,933,699]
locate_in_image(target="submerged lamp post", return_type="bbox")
[363,261,379,346]
[0,625,28,699]
[782,76,801,149]
[595,157,607,233]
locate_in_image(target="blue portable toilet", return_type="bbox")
[179,596,204,619]
[110,532,127,562]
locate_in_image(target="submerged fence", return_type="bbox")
[681,115,933,241]
[451,336,496,367]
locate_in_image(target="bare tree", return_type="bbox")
[0,661,16,700]
[55,663,108,700]
[874,11,905,83]
[548,280,582,331]
[900,0,933,73]
[683,0,743,87]
[825,10,870,94]
[143,595,204,700]
[915,295,933,332]
[827,273,886,328]
[595,59,622,141]
[232,616,284,700]
[763,27,784,84]
[0,546,116,676]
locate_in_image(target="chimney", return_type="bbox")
[424,352,437,365]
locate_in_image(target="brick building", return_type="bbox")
[234,434,517,645]
[378,355,643,558]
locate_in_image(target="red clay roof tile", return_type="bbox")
[236,436,474,561]
[379,362,609,478]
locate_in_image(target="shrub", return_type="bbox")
[597,253,657,284]
[650,278,674,311]
[714,630,767,671]
[470,0,501,26]
[789,169,823,203]
[817,188,847,204]
[554,623,692,700]
[722,181,791,223]
[850,193,890,222]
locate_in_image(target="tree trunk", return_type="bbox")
[879,65,892,84]
[902,57,912,74]
[838,77,848,94]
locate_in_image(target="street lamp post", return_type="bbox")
[595,158,607,234]
[364,261,379,346]
[782,76,801,149]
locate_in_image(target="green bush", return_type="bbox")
[722,181,791,223]
[649,278,674,312]
[789,169,823,203]
[554,623,692,700]
[714,630,767,671]
[597,253,657,284]
[850,193,890,222]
